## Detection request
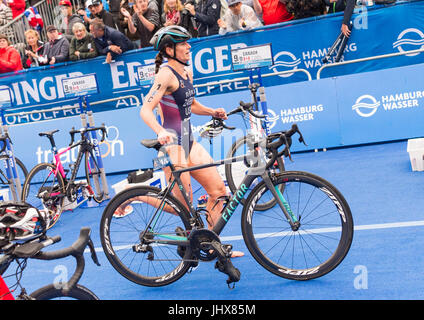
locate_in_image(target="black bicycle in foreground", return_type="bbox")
[100,122,354,288]
[0,226,100,300]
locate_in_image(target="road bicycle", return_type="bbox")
[21,125,108,229]
[99,123,354,288]
[0,134,28,201]
[0,107,28,202]
[0,226,100,300]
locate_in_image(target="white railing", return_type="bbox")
[316,48,424,79]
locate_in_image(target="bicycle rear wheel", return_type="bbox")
[242,171,353,281]
[100,186,194,287]
[84,151,105,203]
[30,284,99,300]
[225,135,285,211]
[21,163,65,229]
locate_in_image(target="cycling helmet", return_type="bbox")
[199,118,224,139]
[150,26,191,52]
[0,202,49,241]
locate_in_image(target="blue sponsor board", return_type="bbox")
[0,0,422,125]
[8,61,424,173]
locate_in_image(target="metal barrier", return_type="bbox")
[4,95,141,119]
[193,69,312,89]
[0,0,82,55]
[316,48,424,79]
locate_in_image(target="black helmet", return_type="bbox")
[150,26,191,52]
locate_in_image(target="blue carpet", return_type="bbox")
[3,140,424,300]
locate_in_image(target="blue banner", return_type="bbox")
[0,0,423,125]
[9,61,424,173]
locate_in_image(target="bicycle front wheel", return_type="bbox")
[30,284,99,300]
[21,163,65,229]
[84,151,105,203]
[0,156,28,198]
[100,186,194,287]
[225,135,285,211]
[242,171,353,281]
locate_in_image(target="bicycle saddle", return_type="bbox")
[140,139,162,151]
[38,129,59,137]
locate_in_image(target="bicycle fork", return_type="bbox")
[261,172,300,231]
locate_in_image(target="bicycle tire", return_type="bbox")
[0,156,28,191]
[84,151,105,203]
[241,171,353,281]
[21,163,66,229]
[225,135,285,211]
[30,284,99,300]
[100,185,194,287]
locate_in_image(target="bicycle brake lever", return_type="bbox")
[87,238,101,266]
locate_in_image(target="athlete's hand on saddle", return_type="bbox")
[157,128,177,145]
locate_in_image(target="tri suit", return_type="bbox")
[159,65,196,156]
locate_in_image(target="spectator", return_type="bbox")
[7,0,25,18]
[179,0,198,37]
[92,0,117,28]
[0,34,22,73]
[0,0,14,42]
[118,0,141,47]
[121,0,160,49]
[256,0,293,25]
[23,29,45,68]
[41,24,70,65]
[69,21,98,61]
[184,0,221,37]
[59,0,84,41]
[109,0,121,30]
[323,0,355,37]
[162,0,183,27]
[283,0,326,19]
[77,0,96,29]
[241,0,263,22]
[90,18,134,63]
[217,0,262,35]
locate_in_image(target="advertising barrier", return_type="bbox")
[0,0,423,125]
[9,61,424,173]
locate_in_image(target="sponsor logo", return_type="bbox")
[393,28,424,56]
[352,95,381,118]
[269,51,301,78]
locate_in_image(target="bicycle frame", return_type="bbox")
[78,96,109,200]
[0,108,22,201]
[50,138,99,185]
[0,274,13,300]
[143,147,298,246]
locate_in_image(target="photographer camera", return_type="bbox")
[183,0,221,37]
[180,0,198,37]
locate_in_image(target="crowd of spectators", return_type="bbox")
[0,0,399,73]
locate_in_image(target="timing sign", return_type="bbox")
[62,73,99,98]
[0,88,12,108]
[231,43,273,71]
[137,64,156,86]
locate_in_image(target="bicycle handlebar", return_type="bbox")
[0,134,10,153]
[227,101,265,119]
[0,227,100,295]
[265,124,307,168]
[69,124,107,146]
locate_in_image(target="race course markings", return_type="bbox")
[89,220,424,253]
